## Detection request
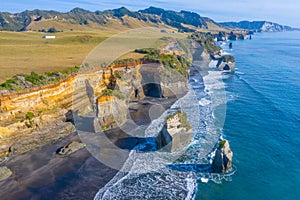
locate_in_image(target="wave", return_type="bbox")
[199,98,211,107]
[235,73,300,123]
[94,63,233,200]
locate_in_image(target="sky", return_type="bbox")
[1,0,300,27]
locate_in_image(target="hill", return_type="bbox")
[0,7,227,32]
[219,21,299,32]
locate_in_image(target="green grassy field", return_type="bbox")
[0,30,115,82]
[0,27,189,83]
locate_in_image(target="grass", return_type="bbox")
[0,30,115,82]
[0,65,81,91]
[0,25,190,83]
[100,89,125,100]
[167,110,192,129]
[218,140,227,149]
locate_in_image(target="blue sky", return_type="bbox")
[1,0,300,27]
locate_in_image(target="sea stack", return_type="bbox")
[157,111,192,152]
[212,140,233,173]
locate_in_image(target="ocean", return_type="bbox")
[197,31,300,200]
[94,31,300,200]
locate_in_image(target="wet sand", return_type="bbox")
[0,97,178,200]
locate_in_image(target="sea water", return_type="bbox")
[94,31,300,200]
[196,31,300,200]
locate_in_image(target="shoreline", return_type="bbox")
[0,96,178,200]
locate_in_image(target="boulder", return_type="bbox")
[157,111,192,152]
[56,141,85,156]
[0,166,12,182]
[212,140,233,173]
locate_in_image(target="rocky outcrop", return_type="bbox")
[0,166,12,181]
[157,111,192,152]
[212,140,233,173]
[96,96,127,129]
[56,141,85,156]
[0,112,75,157]
[216,56,235,71]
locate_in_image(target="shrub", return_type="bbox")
[47,27,57,33]
[114,71,124,79]
[100,89,125,100]
[222,55,235,63]
[25,112,35,121]
[24,72,46,85]
[135,48,160,55]
[218,140,227,149]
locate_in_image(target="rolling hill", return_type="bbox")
[0,7,227,32]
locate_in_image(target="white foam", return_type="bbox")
[185,177,197,200]
[222,51,230,55]
[199,98,211,106]
[200,177,209,183]
[208,60,218,69]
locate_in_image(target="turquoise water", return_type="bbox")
[196,31,300,200]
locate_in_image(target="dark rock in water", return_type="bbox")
[229,42,233,49]
[157,111,192,152]
[212,140,233,173]
[0,166,12,181]
[216,55,235,72]
[228,32,237,40]
[223,64,231,71]
[56,141,85,156]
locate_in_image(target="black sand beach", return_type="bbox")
[0,97,178,200]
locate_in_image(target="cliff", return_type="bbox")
[191,32,236,72]
[0,55,190,158]
[96,96,127,129]
[0,62,144,158]
[157,111,192,152]
[220,21,299,32]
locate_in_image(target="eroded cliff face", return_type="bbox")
[0,63,145,158]
[212,140,233,173]
[96,96,127,129]
[0,60,189,158]
[157,111,192,152]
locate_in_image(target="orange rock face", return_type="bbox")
[0,62,145,157]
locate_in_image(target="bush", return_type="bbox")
[114,71,124,79]
[100,89,125,100]
[222,55,235,63]
[25,112,35,121]
[218,140,226,149]
[24,72,46,85]
[135,48,160,55]
[47,27,57,33]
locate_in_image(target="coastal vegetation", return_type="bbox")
[218,140,227,149]
[137,48,191,75]
[100,89,125,100]
[167,110,192,129]
[222,55,235,63]
[191,32,221,54]
[0,65,80,91]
